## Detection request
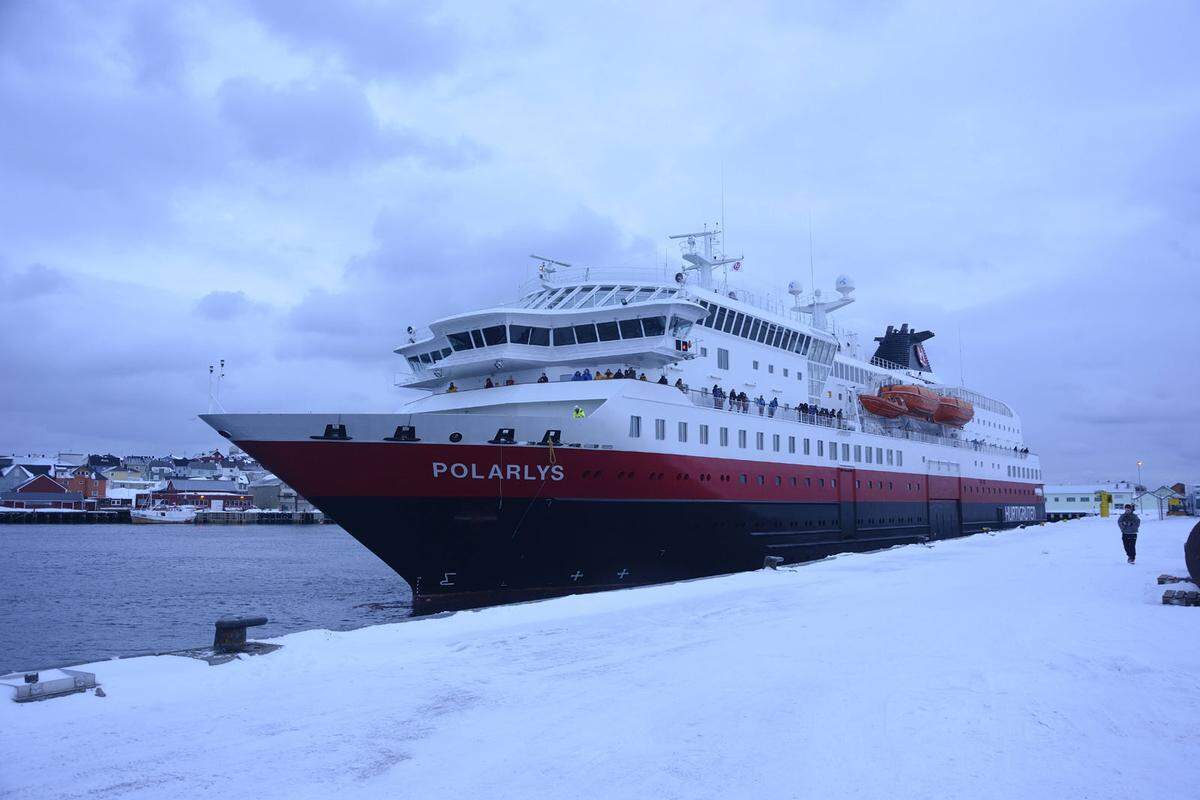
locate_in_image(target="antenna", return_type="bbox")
[721,162,726,253]
[958,325,966,387]
[808,217,815,293]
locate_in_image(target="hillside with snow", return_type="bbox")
[3,515,1198,800]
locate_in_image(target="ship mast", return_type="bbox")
[668,225,741,290]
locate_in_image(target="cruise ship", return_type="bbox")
[202,226,1044,611]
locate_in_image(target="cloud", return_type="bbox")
[0,263,71,300]
[195,290,264,320]
[246,0,462,80]
[218,76,485,169]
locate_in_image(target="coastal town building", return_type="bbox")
[0,474,85,510]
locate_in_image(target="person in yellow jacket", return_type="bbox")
[572,405,586,419]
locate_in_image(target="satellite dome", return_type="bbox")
[835,274,855,295]
[787,280,803,295]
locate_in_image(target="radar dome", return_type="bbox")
[835,274,855,295]
[787,280,803,295]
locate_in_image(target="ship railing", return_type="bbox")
[684,388,846,429]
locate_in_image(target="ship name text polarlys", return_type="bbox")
[432,462,565,481]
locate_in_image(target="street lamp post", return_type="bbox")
[1136,460,1144,488]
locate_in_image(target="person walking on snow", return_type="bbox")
[1118,503,1140,563]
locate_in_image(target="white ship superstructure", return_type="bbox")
[204,225,1044,610]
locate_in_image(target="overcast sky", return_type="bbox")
[2,0,1197,487]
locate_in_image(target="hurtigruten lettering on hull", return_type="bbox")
[433,462,565,481]
[201,223,1044,612]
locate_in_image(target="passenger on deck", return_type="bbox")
[582,368,593,381]
[713,384,725,410]
[537,372,549,383]
[484,377,495,389]
[638,373,648,381]
[768,397,779,418]
[657,375,669,385]
[625,367,636,379]
[572,370,582,381]
[675,378,686,393]
[504,376,515,386]
[756,395,766,415]
[604,369,614,379]
[447,382,458,393]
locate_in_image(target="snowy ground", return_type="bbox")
[2,516,1198,800]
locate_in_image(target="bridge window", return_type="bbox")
[470,330,486,348]
[447,331,475,351]
[552,326,575,346]
[669,316,694,338]
[714,307,727,330]
[748,319,761,340]
[509,325,550,346]
[482,325,507,346]
[618,318,643,339]
[641,316,666,336]
[595,321,620,342]
[574,324,599,344]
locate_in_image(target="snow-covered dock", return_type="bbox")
[3,516,1198,799]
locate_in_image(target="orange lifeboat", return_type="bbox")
[933,395,974,426]
[859,393,908,419]
[880,384,940,419]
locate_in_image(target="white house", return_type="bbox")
[1044,481,1157,520]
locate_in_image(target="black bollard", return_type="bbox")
[213,616,268,653]
[1186,521,1200,587]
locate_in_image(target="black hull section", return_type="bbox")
[316,496,1038,612]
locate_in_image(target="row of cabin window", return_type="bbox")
[1007,464,1041,480]
[410,316,692,367]
[442,315,691,353]
[965,484,1039,496]
[629,416,903,467]
[696,300,834,360]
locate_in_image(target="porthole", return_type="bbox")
[449,432,462,443]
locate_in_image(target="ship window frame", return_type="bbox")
[482,325,508,346]
[655,418,666,440]
[552,326,576,346]
[618,318,644,339]
[865,447,873,464]
[669,315,695,338]
[757,324,772,344]
[641,316,666,337]
[470,329,486,348]
[699,424,709,445]
[719,427,729,446]
[633,287,656,304]
[829,442,837,462]
[717,348,729,370]
[595,321,621,342]
[788,435,795,454]
[804,438,810,455]
[748,319,761,340]
[713,307,727,330]
[447,331,475,351]
[817,440,824,457]
[773,434,781,452]
[678,421,688,443]
[876,447,884,464]
[629,415,641,438]
[723,311,741,334]
[842,443,850,461]
[756,431,764,450]
[738,429,747,449]
[573,323,599,344]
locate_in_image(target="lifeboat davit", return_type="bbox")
[933,395,975,426]
[859,393,908,419]
[879,384,940,420]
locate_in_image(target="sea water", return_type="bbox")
[0,524,412,673]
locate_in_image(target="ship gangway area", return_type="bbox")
[4,516,1197,800]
